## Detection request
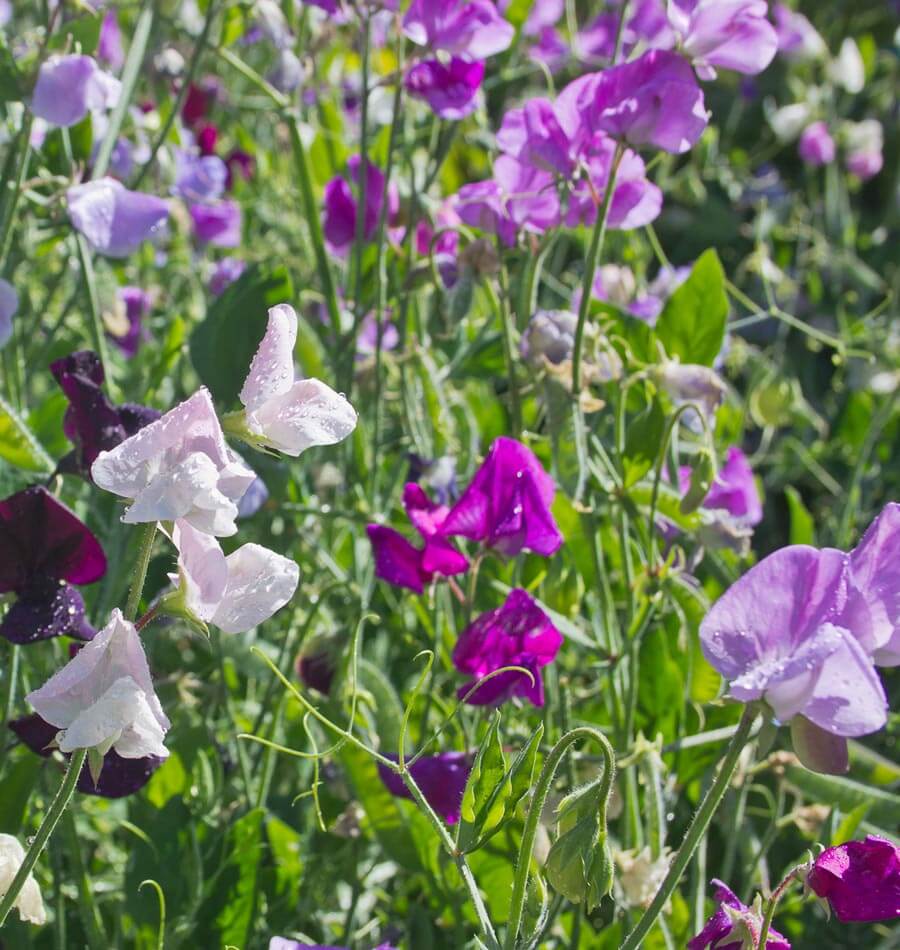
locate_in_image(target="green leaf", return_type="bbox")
[458,712,508,849]
[0,395,55,472]
[0,754,43,834]
[785,486,816,546]
[0,37,24,103]
[655,249,728,366]
[832,801,872,845]
[50,12,103,54]
[784,765,900,828]
[622,396,665,488]
[189,263,293,406]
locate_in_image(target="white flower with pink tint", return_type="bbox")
[0,835,46,925]
[91,388,255,537]
[26,610,169,761]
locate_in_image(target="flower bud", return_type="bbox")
[521,310,577,366]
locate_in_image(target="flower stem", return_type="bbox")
[620,706,758,950]
[759,864,803,949]
[75,234,119,402]
[505,726,616,950]
[0,748,87,927]
[125,523,158,622]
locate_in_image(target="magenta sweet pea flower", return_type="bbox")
[403,0,514,58]
[67,178,169,258]
[0,486,106,644]
[798,122,835,167]
[688,879,790,949]
[441,437,563,557]
[453,588,563,706]
[31,54,121,127]
[190,200,242,246]
[405,57,484,119]
[496,98,577,176]
[367,483,468,593]
[679,446,763,526]
[323,156,398,257]
[807,835,900,923]
[378,752,471,823]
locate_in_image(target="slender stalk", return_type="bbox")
[0,115,33,267]
[349,16,372,371]
[124,523,158,622]
[758,865,802,949]
[63,810,107,950]
[505,727,616,950]
[75,234,118,400]
[620,707,758,950]
[485,275,523,437]
[0,749,87,927]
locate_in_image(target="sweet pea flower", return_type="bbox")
[405,57,485,119]
[521,309,578,366]
[0,834,46,925]
[689,879,790,949]
[165,520,299,634]
[27,609,169,762]
[453,588,563,705]
[173,151,227,202]
[655,359,727,427]
[403,0,514,58]
[322,156,398,257]
[0,277,18,348]
[666,0,777,80]
[844,119,884,181]
[378,752,472,823]
[91,387,255,537]
[109,286,153,357]
[807,835,900,923]
[67,178,169,258]
[51,350,161,477]
[189,199,242,246]
[98,10,125,70]
[0,486,106,645]
[209,256,246,295]
[237,475,269,518]
[9,714,164,799]
[441,436,563,556]
[679,446,763,526]
[31,54,121,127]
[828,38,865,94]
[496,98,577,177]
[367,483,468,593]
[797,122,835,167]
[772,4,825,61]
[230,304,357,457]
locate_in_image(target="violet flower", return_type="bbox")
[403,0,514,59]
[98,10,125,70]
[67,178,169,258]
[367,483,468,593]
[688,879,790,949]
[798,122,835,167]
[496,98,577,177]
[453,588,563,706]
[405,57,484,120]
[807,835,900,923]
[209,256,246,295]
[679,446,762,527]
[378,752,471,823]
[0,277,18,348]
[441,436,563,557]
[31,54,121,128]
[110,286,153,357]
[0,486,106,645]
[173,151,227,202]
[51,351,161,477]
[322,156,398,257]
[190,199,242,246]
[773,4,825,61]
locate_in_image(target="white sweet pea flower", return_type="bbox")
[91,388,255,537]
[165,520,299,634]
[26,610,169,761]
[226,304,357,457]
[0,835,46,925]
[828,38,865,94]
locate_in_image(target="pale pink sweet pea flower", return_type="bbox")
[91,388,255,537]
[235,304,357,456]
[167,520,299,634]
[31,54,121,127]
[0,835,46,925]
[26,609,170,760]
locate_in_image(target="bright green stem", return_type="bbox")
[620,706,757,950]
[758,865,802,949]
[505,726,616,950]
[485,276,523,437]
[0,115,33,268]
[0,748,87,927]
[63,811,107,950]
[124,523,158,622]
[75,234,118,401]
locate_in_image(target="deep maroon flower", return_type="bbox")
[109,286,152,357]
[453,588,563,706]
[0,487,106,644]
[322,156,398,257]
[8,714,163,798]
[378,752,471,823]
[405,57,484,120]
[367,484,468,593]
[689,879,790,949]
[441,437,563,557]
[196,123,219,156]
[190,200,242,246]
[807,835,900,923]
[50,351,161,477]
[182,80,219,128]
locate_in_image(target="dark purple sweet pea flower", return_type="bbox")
[296,638,338,695]
[209,256,246,295]
[557,50,708,154]
[403,0,514,58]
[196,123,219,156]
[807,835,900,923]
[798,121,835,167]
[688,879,790,949]
[50,351,160,478]
[225,149,255,188]
[322,156,398,258]
[182,80,220,128]
[453,588,562,706]
[190,200,241,246]
[679,446,762,526]
[699,545,887,738]
[367,484,469,593]
[98,10,124,71]
[67,178,169,258]
[0,487,106,644]
[441,437,563,557]
[8,714,163,798]
[378,752,471,823]
[31,54,121,128]
[109,286,152,358]
[405,57,484,120]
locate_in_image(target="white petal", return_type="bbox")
[172,520,228,620]
[0,834,46,926]
[211,543,300,634]
[240,304,298,411]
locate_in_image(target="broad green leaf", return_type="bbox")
[458,712,508,848]
[832,801,872,845]
[0,395,55,472]
[50,12,103,54]
[655,249,728,366]
[622,396,665,488]
[785,486,816,546]
[145,751,188,809]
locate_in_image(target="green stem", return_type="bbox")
[485,275,523,437]
[620,706,757,950]
[349,16,372,374]
[63,810,107,950]
[0,115,33,268]
[124,523,157,622]
[0,749,87,927]
[505,726,616,950]
[758,865,802,950]
[75,234,118,400]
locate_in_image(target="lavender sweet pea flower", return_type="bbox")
[0,277,18,348]
[209,256,246,295]
[667,0,777,80]
[521,0,563,34]
[322,156,398,257]
[110,286,152,357]
[190,200,242,246]
[98,10,125,70]
[0,486,106,644]
[798,122,835,167]
[403,0,514,58]
[378,752,471,823]
[772,4,825,61]
[807,836,900,923]
[442,437,563,557]
[689,879,790,949]
[405,57,484,119]
[453,588,563,706]
[679,446,762,526]
[174,151,228,202]
[31,54,121,127]
[67,178,169,258]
